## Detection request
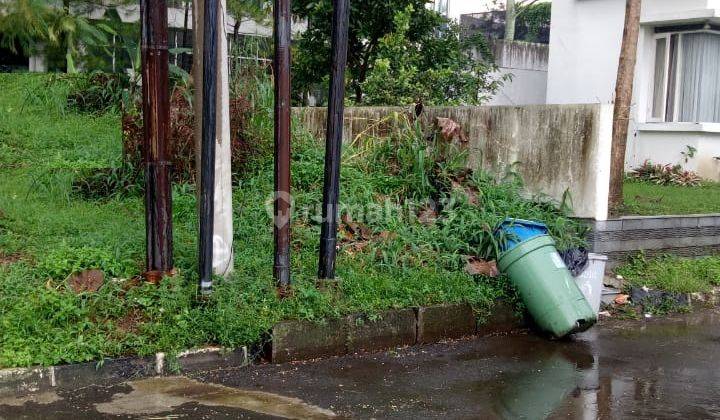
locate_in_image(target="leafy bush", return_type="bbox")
[629,160,702,187]
[122,63,274,183]
[67,71,129,114]
[38,245,138,280]
[295,114,588,271]
[71,163,142,200]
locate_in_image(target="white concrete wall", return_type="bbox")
[546,0,626,105]
[488,68,547,106]
[626,126,720,180]
[296,104,614,220]
[484,40,549,106]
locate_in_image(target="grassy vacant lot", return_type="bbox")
[0,74,585,368]
[616,254,720,294]
[623,180,720,216]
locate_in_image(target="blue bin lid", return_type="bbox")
[495,218,549,252]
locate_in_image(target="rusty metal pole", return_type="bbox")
[199,0,218,294]
[140,0,174,276]
[318,0,350,281]
[273,0,292,295]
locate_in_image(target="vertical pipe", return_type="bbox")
[318,0,350,281]
[140,0,174,276]
[199,0,218,294]
[274,0,292,294]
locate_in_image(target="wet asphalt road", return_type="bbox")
[2,309,720,419]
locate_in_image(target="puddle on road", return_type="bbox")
[94,376,337,418]
[0,390,62,407]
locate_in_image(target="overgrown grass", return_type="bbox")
[616,254,720,294]
[622,179,720,216]
[0,74,584,368]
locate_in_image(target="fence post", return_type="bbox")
[140,0,174,277]
[273,0,293,295]
[318,0,351,281]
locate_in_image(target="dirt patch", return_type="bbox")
[116,309,144,334]
[67,269,104,293]
[0,252,23,265]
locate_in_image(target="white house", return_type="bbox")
[547,0,720,181]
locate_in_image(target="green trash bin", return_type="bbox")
[498,233,596,338]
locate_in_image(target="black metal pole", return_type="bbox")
[318,0,350,281]
[273,0,292,295]
[199,0,218,294]
[140,0,174,278]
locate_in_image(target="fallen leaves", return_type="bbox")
[614,294,630,305]
[464,257,499,278]
[435,117,468,143]
[340,214,396,256]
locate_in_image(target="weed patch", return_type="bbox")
[616,254,720,294]
[0,74,584,368]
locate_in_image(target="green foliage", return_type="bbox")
[616,254,720,294]
[227,0,271,26]
[515,2,551,43]
[362,7,503,106]
[0,0,115,72]
[342,115,586,271]
[66,71,129,114]
[292,0,500,105]
[622,179,720,216]
[38,245,137,280]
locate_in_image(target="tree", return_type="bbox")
[362,6,502,106]
[609,0,641,211]
[0,0,54,54]
[495,0,546,41]
[227,0,270,41]
[292,0,500,105]
[504,0,516,40]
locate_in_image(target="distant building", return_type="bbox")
[460,11,551,44]
[457,8,550,107]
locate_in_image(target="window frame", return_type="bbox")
[649,28,720,123]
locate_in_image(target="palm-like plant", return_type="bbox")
[47,8,113,72]
[0,0,113,72]
[0,0,53,55]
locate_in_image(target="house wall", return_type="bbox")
[547,0,720,180]
[546,0,626,105]
[485,40,548,106]
[295,104,614,220]
[626,126,720,180]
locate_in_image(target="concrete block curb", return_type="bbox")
[587,215,720,268]
[0,346,249,398]
[347,309,417,353]
[1,302,526,395]
[477,301,526,336]
[271,301,526,364]
[417,303,476,343]
[272,318,347,364]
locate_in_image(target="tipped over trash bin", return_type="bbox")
[496,219,596,338]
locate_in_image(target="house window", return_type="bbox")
[651,30,720,123]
